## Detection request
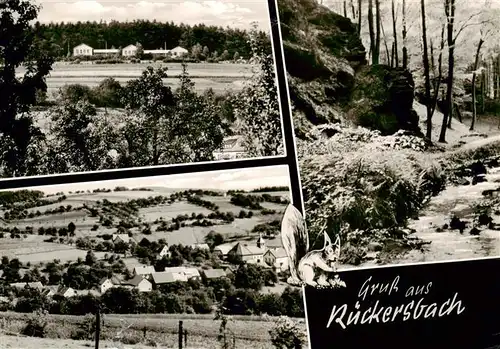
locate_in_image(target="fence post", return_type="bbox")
[178,320,183,349]
[95,304,100,349]
[184,329,187,347]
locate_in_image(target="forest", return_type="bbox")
[281,0,500,269]
[33,20,270,60]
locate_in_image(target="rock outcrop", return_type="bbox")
[279,0,420,138]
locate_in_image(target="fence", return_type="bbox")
[94,306,189,349]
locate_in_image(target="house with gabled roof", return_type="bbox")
[73,43,93,56]
[10,281,44,291]
[98,276,121,294]
[134,265,156,279]
[151,271,188,286]
[264,247,289,272]
[121,275,152,292]
[157,244,171,259]
[228,241,265,263]
[163,267,200,280]
[170,46,188,57]
[57,286,76,298]
[113,234,132,244]
[122,44,138,57]
[213,242,237,259]
[42,285,59,297]
[213,136,246,160]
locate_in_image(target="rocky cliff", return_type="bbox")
[279,0,420,138]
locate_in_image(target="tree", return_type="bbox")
[402,0,408,69]
[68,222,76,235]
[46,100,118,173]
[191,43,203,60]
[470,36,485,131]
[234,264,264,290]
[233,26,282,157]
[0,0,54,177]
[203,46,210,59]
[392,0,399,67]
[233,52,240,61]
[135,42,144,58]
[421,0,433,140]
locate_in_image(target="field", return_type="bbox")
[17,62,254,97]
[0,312,306,349]
[0,187,289,263]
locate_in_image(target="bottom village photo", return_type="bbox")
[0,165,307,349]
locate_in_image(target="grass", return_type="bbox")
[19,62,254,97]
[1,188,287,263]
[0,311,306,349]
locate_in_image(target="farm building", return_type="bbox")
[121,275,152,292]
[163,267,201,280]
[122,44,138,57]
[151,271,188,285]
[213,243,237,259]
[158,244,171,259]
[228,242,265,263]
[98,276,122,294]
[203,269,227,279]
[213,136,246,160]
[10,282,44,291]
[134,265,156,278]
[264,247,289,272]
[73,43,93,56]
[94,48,120,55]
[170,46,189,57]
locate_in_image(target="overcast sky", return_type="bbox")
[8,165,291,195]
[34,0,271,30]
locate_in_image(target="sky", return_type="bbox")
[34,0,271,30]
[9,165,291,195]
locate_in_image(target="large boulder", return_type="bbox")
[279,0,420,138]
[346,65,419,135]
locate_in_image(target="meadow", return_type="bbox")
[17,62,254,98]
[0,312,306,349]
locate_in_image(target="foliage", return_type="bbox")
[21,310,49,338]
[0,0,54,177]
[299,126,444,261]
[269,316,307,349]
[234,24,283,157]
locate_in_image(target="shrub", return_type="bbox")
[269,316,307,349]
[21,310,49,338]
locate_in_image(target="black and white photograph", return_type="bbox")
[0,165,309,348]
[278,0,500,272]
[0,0,284,179]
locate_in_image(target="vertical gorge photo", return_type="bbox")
[0,0,284,179]
[0,165,308,348]
[278,0,500,270]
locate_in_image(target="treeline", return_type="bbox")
[33,20,270,59]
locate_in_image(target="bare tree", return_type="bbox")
[402,0,408,69]
[358,0,362,35]
[344,1,348,17]
[470,35,485,131]
[421,0,432,139]
[392,0,399,67]
[375,0,381,64]
[368,0,376,63]
[430,26,445,119]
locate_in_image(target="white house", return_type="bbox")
[163,267,201,280]
[170,46,188,58]
[229,242,265,263]
[122,44,138,57]
[98,276,121,294]
[213,136,246,160]
[158,245,171,259]
[113,234,132,244]
[121,275,152,292]
[94,48,120,55]
[264,247,289,272]
[73,43,93,56]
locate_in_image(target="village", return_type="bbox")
[4,232,289,301]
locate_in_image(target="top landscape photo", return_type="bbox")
[0,0,284,179]
[278,0,500,273]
